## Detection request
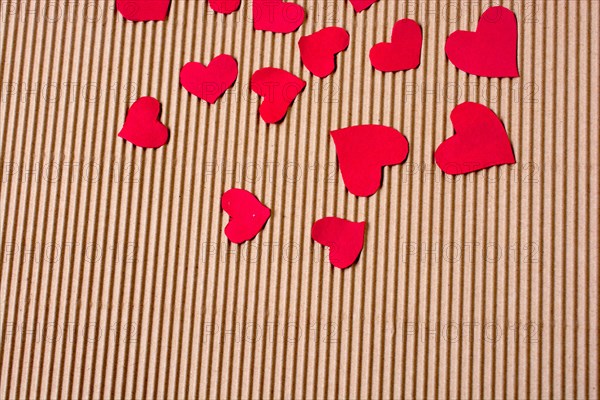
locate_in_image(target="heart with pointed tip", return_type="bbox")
[116,0,171,21]
[331,125,409,197]
[312,217,365,269]
[445,6,519,77]
[180,54,238,104]
[298,27,350,78]
[118,97,168,149]
[222,189,271,244]
[251,67,306,124]
[370,19,422,72]
[348,0,379,13]
[435,102,516,175]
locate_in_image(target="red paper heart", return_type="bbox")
[445,6,519,78]
[222,189,271,244]
[253,0,305,33]
[370,19,422,72]
[298,27,350,78]
[331,125,409,197]
[208,0,240,14]
[312,217,366,269]
[348,0,379,13]
[116,0,170,21]
[118,97,168,149]
[251,67,306,123]
[435,102,516,175]
[180,54,238,104]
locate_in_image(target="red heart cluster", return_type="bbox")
[116,1,519,269]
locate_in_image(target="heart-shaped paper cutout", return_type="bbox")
[298,27,350,78]
[435,102,516,175]
[251,67,306,123]
[209,0,240,14]
[312,217,366,269]
[222,189,271,244]
[116,0,171,21]
[445,6,519,77]
[118,97,169,149]
[180,54,238,104]
[348,0,379,13]
[331,125,409,197]
[370,19,422,72]
[253,0,305,33]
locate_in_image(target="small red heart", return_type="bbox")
[312,217,366,269]
[118,97,168,149]
[253,0,305,33]
[298,27,350,78]
[222,189,271,244]
[208,0,240,14]
[251,67,306,124]
[445,6,519,78]
[180,54,238,104]
[331,125,409,197]
[116,0,170,21]
[435,102,516,175]
[370,19,422,72]
[348,0,379,13]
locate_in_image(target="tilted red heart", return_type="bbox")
[180,54,238,104]
[312,217,366,269]
[208,0,241,14]
[118,97,168,149]
[116,0,171,21]
[330,125,409,197]
[435,102,516,175]
[348,0,379,13]
[251,67,306,124]
[445,6,519,77]
[370,19,422,72]
[253,0,305,33]
[298,27,350,78]
[222,189,271,244]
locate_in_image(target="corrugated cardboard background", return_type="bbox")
[1,0,598,398]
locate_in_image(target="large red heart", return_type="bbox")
[312,217,366,269]
[251,67,306,124]
[298,27,350,78]
[208,0,241,14]
[180,54,238,104]
[118,97,168,149]
[253,0,305,33]
[348,0,379,13]
[435,102,516,175]
[369,19,422,72]
[445,6,519,77]
[222,189,271,244]
[116,0,171,21]
[330,125,409,197]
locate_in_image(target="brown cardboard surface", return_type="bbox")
[0,0,598,398]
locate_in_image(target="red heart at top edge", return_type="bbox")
[118,97,169,149]
[445,6,519,78]
[251,67,306,124]
[253,0,305,33]
[116,0,171,21]
[370,19,422,72]
[331,125,409,197]
[434,102,516,175]
[222,188,271,244]
[298,27,350,78]
[312,217,366,269]
[348,0,379,13]
[209,0,241,14]
[180,54,238,104]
